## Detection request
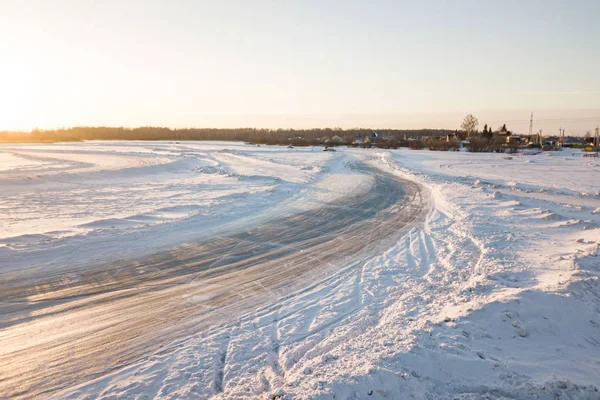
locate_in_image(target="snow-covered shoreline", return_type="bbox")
[2,143,599,399]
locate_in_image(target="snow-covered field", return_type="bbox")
[0,141,342,277]
[1,142,600,399]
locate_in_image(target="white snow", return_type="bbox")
[3,143,599,399]
[0,141,357,278]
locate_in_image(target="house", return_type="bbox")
[366,131,382,142]
[450,131,468,141]
[562,137,586,148]
[498,129,511,141]
[528,133,543,145]
[506,135,521,144]
[543,136,560,147]
[583,142,599,152]
[331,135,344,143]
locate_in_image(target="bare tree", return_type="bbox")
[460,114,479,138]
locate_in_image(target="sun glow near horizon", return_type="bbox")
[1,0,599,134]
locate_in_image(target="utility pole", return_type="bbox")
[595,126,599,148]
[528,112,534,139]
[559,128,563,148]
[539,129,543,146]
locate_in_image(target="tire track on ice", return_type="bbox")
[1,156,428,399]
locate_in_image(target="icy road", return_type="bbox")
[2,142,600,399]
[0,143,425,399]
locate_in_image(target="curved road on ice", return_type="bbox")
[0,159,427,399]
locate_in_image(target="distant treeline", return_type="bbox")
[0,127,453,145]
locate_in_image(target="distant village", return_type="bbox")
[317,127,600,152]
[311,114,600,154]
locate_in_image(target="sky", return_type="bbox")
[1,0,599,135]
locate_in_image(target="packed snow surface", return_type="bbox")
[1,143,599,399]
[0,141,339,275]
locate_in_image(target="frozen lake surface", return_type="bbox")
[1,142,599,399]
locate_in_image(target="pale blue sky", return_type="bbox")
[1,0,599,134]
